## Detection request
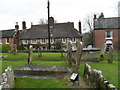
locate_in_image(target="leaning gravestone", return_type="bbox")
[99,44,106,61]
[28,45,33,64]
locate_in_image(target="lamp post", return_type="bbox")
[47,0,51,50]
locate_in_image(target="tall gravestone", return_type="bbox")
[108,46,113,63]
[28,45,33,64]
[66,40,73,72]
[99,44,106,61]
[74,40,83,73]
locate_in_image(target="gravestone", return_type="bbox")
[28,45,33,64]
[108,46,113,63]
[70,73,79,85]
[38,46,42,57]
[99,44,106,61]
[66,40,73,72]
[74,40,83,73]
[13,44,17,55]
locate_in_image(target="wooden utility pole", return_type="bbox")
[47,0,51,50]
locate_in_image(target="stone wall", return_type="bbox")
[0,66,14,89]
[83,63,117,89]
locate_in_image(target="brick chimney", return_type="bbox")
[49,17,54,28]
[94,14,97,19]
[22,21,26,30]
[15,22,19,31]
[78,21,82,34]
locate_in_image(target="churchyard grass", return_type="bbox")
[14,78,67,88]
[1,52,119,88]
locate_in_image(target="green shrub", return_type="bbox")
[54,40,63,50]
[2,44,11,52]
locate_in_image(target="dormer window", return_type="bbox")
[105,31,113,39]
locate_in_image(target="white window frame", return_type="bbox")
[62,38,66,43]
[71,38,76,43]
[50,38,55,44]
[41,39,46,44]
[31,39,37,44]
[22,40,28,44]
[105,31,113,39]
[6,38,9,44]
[0,39,2,44]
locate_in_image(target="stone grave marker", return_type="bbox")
[28,45,33,64]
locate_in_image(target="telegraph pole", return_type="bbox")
[47,0,51,50]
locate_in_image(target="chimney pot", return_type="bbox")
[94,15,97,19]
[79,21,82,34]
[49,17,54,28]
[22,21,26,30]
[15,22,19,30]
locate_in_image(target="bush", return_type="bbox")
[2,44,11,52]
[54,40,63,50]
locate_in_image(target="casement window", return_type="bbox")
[6,38,9,44]
[0,39,2,44]
[22,40,28,44]
[31,40,36,44]
[62,38,66,43]
[50,38,55,43]
[71,38,76,43]
[105,31,113,39]
[41,39,46,44]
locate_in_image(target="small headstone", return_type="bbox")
[70,73,79,85]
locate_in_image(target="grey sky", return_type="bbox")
[0,0,119,33]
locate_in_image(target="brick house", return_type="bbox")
[94,14,120,52]
[0,23,21,49]
[0,17,82,50]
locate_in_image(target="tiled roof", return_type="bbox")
[20,22,81,39]
[94,17,120,29]
[0,29,15,38]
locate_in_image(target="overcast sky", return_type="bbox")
[0,0,119,33]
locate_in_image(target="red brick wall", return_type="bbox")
[2,38,14,48]
[94,29,119,50]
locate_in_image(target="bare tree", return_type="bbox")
[83,13,100,47]
[39,18,48,24]
[39,18,57,24]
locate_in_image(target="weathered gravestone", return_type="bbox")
[38,46,42,57]
[13,44,17,55]
[108,46,113,63]
[66,40,74,72]
[28,45,33,64]
[99,44,106,61]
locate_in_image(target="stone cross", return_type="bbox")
[28,45,33,64]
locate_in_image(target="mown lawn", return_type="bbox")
[1,52,119,88]
[14,78,67,88]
